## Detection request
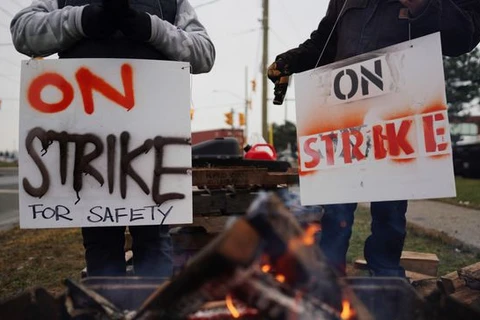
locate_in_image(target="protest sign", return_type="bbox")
[295,33,456,205]
[19,59,192,228]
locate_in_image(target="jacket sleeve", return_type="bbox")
[148,0,215,74]
[10,0,85,57]
[276,0,341,73]
[411,0,480,56]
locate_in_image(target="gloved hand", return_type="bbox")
[267,58,292,105]
[81,4,116,39]
[267,58,292,84]
[105,0,152,42]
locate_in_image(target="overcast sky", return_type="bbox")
[0,0,329,151]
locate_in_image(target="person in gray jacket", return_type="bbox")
[11,0,215,277]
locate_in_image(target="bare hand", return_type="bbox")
[399,0,428,16]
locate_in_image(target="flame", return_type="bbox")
[275,274,286,283]
[261,264,271,273]
[288,223,322,252]
[303,223,322,245]
[225,294,240,319]
[340,300,355,320]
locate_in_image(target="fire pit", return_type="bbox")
[1,192,477,320]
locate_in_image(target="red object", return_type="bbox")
[244,144,277,160]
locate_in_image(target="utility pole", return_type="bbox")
[230,107,235,136]
[244,66,249,144]
[261,0,269,140]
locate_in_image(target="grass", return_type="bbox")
[438,176,480,209]
[347,207,480,276]
[1,209,479,302]
[0,162,17,168]
[0,227,84,301]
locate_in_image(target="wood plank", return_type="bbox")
[440,263,480,294]
[192,168,299,187]
[400,251,439,277]
[450,287,480,312]
[440,271,464,295]
[406,270,436,283]
[460,262,480,274]
[458,262,480,291]
[354,251,439,277]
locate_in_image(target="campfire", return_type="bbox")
[2,192,454,319]
[62,192,371,320]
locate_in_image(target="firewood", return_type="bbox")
[449,287,480,312]
[458,269,480,291]
[440,271,464,295]
[440,262,480,294]
[400,251,439,277]
[406,270,436,283]
[134,193,348,320]
[133,217,261,319]
[355,251,439,277]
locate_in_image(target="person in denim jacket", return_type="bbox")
[11,0,215,277]
[268,0,479,276]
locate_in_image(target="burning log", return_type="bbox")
[188,300,259,320]
[232,272,343,320]
[133,192,356,320]
[133,217,261,319]
[243,192,343,310]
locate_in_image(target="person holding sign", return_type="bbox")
[268,0,480,277]
[11,0,215,277]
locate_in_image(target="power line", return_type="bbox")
[0,6,14,17]
[269,28,290,48]
[9,0,25,10]
[0,73,19,83]
[0,43,13,47]
[194,0,224,9]
[0,58,21,69]
[279,0,302,39]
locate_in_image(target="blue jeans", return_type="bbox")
[82,225,173,277]
[319,200,407,277]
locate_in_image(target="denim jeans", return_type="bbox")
[82,225,173,277]
[319,200,407,277]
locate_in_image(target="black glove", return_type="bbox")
[105,0,152,42]
[81,4,116,39]
[267,58,292,105]
[267,58,292,84]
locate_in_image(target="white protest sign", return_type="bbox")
[19,59,192,228]
[295,33,456,205]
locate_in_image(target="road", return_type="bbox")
[0,167,19,231]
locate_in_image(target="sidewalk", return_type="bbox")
[361,200,480,251]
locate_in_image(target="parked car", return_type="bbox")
[452,136,480,178]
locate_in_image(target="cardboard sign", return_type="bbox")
[295,33,456,205]
[19,59,192,228]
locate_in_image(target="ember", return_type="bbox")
[340,300,355,320]
[225,295,240,318]
[261,264,272,273]
[275,274,286,283]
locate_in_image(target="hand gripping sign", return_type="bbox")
[19,59,192,228]
[295,33,456,206]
